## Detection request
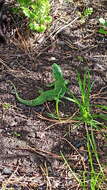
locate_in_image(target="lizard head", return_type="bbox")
[52,63,63,80]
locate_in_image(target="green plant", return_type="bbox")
[63,70,107,128]
[15,0,52,32]
[61,129,104,190]
[2,103,11,110]
[64,71,100,127]
[85,125,104,189]
[60,152,84,188]
[98,18,107,35]
[61,70,106,189]
[83,7,93,17]
[93,104,107,121]
[79,7,93,23]
[12,131,21,137]
[62,71,106,189]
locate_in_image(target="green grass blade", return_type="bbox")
[95,105,107,110]
[93,113,107,121]
[60,151,83,187]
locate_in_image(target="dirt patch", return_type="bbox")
[0,0,107,189]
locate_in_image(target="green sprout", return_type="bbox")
[2,103,11,110]
[79,7,93,24]
[83,7,93,17]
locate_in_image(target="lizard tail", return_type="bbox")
[8,80,44,106]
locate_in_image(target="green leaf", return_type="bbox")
[83,7,93,17]
[2,103,11,110]
[99,18,105,25]
[11,7,21,14]
[22,7,32,18]
[99,18,107,27]
[37,25,47,32]
[29,22,46,32]
[98,28,107,35]
[93,114,107,121]
[45,16,52,23]
[17,0,30,7]
[95,105,107,110]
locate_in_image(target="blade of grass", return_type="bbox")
[60,151,85,188]
[85,124,104,189]
[95,105,107,110]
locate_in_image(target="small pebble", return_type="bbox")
[2,167,12,175]
[49,57,56,61]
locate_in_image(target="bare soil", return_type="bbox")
[0,0,107,189]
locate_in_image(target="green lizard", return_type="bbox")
[10,63,69,106]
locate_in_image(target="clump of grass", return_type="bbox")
[48,69,107,127]
[61,125,105,190]
[60,70,106,189]
[85,124,105,189]
[64,71,100,127]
